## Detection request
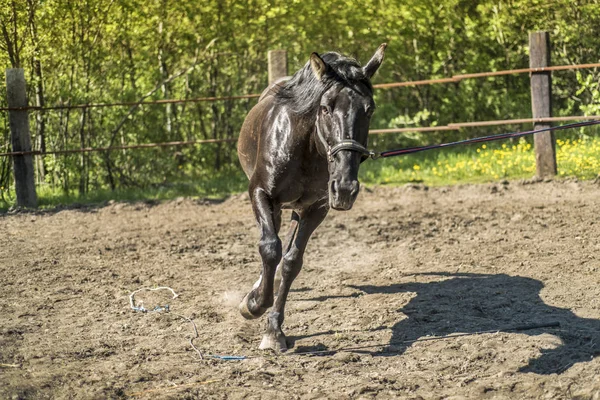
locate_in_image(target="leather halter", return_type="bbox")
[316,125,378,163]
[327,140,378,163]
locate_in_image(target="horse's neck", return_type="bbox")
[259,79,289,103]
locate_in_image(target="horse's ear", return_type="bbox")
[310,52,328,81]
[363,43,387,79]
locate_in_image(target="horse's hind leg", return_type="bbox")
[260,202,328,352]
[240,188,282,319]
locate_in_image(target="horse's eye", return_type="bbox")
[366,107,375,117]
[321,105,330,115]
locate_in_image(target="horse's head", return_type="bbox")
[312,44,386,211]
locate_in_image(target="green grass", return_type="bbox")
[1,135,599,211]
[0,167,249,211]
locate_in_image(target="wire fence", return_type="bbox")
[372,63,600,89]
[0,94,262,112]
[1,62,599,113]
[0,138,238,157]
[1,60,599,160]
[1,115,599,158]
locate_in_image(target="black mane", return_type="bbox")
[275,52,373,116]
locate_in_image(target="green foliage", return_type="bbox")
[0,0,599,206]
[0,162,247,211]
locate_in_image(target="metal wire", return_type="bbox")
[0,137,237,157]
[1,62,598,112]
[0,93,261,112]
[372,63,600,89]
[2,115,598,158]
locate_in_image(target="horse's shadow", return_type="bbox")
[305,272,600,375]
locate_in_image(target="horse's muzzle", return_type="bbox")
[329,178,359,211]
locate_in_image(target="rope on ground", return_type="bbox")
[129,286,252,361]
[169,312,204,361]
[129,286,204,360]
[129,286,179,312]
[128,288,561,361]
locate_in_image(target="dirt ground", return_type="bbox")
[1,179,600,399]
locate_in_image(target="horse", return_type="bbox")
[237,44,387,352]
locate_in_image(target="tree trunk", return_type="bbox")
[157,3,177,140]
[78,108,87,195]
[29,11,46,182]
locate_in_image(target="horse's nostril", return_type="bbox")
[330,180,339,195]
[350,181,360,197]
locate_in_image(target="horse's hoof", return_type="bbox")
[259,333,288,352]
[239,292,266,320]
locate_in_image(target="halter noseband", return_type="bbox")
[317,125,379,163]
[327,140,379,163]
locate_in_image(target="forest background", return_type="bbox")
[1,0,599,207]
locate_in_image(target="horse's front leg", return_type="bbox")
[239,187,282,319]
[272,211,299,296]
[260,201,328,352]
[251,211,299,295]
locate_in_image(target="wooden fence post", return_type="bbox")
[268,50,288,84]
[6,68,38,208]
[529,31,557,177]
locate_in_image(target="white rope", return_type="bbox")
[128,286,205,360]
[129,286,179,312]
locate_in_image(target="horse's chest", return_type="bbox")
[265,145,328,208]
[278,172,327,209]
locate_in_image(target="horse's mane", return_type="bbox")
[275,52,373,116]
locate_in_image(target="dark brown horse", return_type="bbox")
[237,44,386,351]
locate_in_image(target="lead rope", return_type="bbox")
[370,119,600,159]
